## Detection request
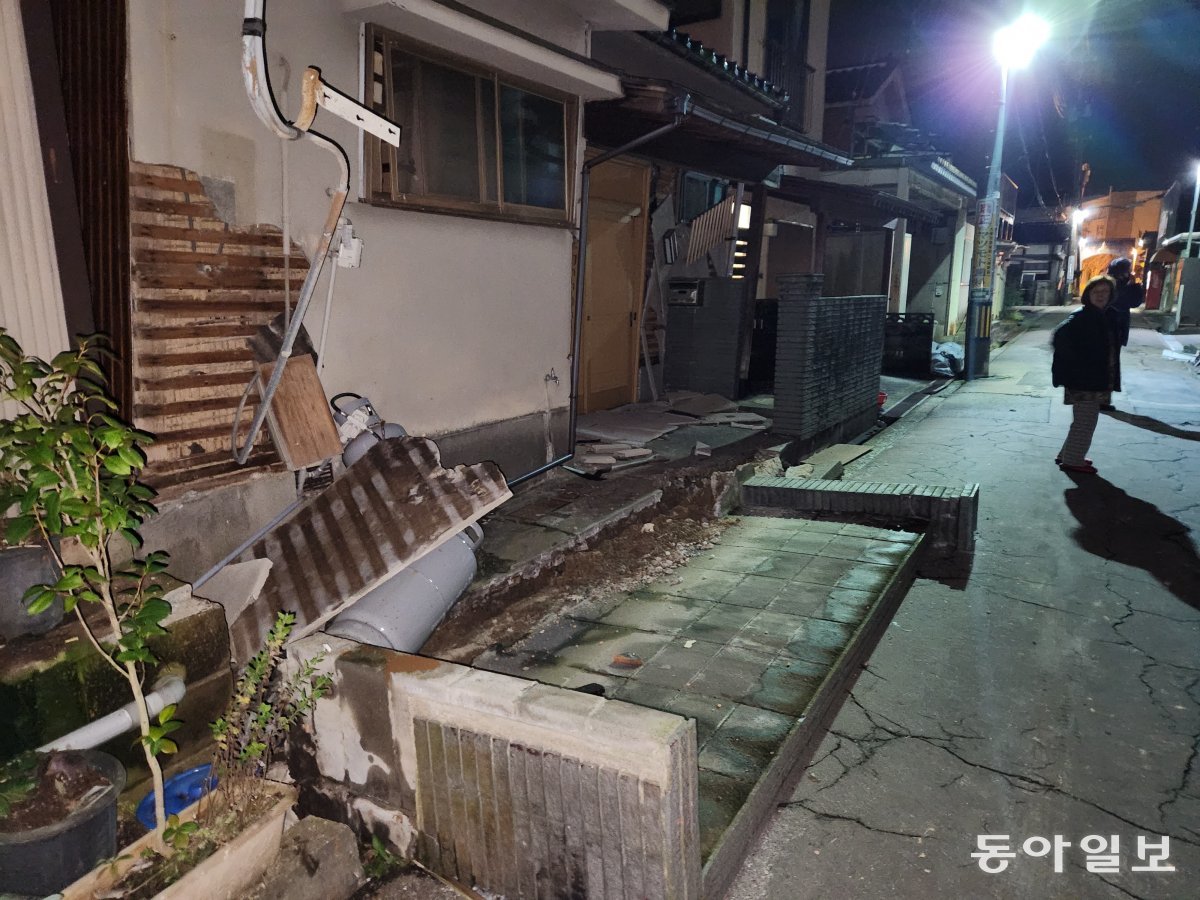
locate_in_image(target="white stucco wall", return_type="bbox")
[1,0,70,422]
[127,0,576,437]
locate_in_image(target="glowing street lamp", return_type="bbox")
[964,13,1051,379]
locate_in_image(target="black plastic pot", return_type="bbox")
[0,750,126,895]
[0,544,63,641]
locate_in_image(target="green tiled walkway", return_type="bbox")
[473,516,920,861]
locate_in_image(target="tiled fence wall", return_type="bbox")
[773,274,885,450]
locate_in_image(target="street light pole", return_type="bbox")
[964,13,1049,381]
[964,66,1010,381]
[1174,163,1200,330]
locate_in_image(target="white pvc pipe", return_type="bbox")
[38,676,187,753]
[234,0,351,465]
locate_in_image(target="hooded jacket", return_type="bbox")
[1051,303,1121,392]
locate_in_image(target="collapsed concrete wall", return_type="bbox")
[289,637,701,899]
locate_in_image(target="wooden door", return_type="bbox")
[579,157,650,413]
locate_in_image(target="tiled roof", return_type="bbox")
[644,28,788,107]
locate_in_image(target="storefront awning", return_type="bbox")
[585,79,854,182]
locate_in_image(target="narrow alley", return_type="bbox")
[727,313,1200,899]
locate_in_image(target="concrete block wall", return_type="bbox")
[739,475,979,555]
[0,588,232,788]
[664,278,746,398]
[773,274,886,445]
[292,638,701,900]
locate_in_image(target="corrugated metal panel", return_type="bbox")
[233,436,511,665]
[0,0,70,420]
[48,0,131,416]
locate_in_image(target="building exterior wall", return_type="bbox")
[0,0,70,420]
[805,0,830,140]
[125,0,598,475]
[1080,190,1163,244]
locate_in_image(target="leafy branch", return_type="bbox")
[0,330,179,840]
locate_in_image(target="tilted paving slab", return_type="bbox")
[473,515,924,892]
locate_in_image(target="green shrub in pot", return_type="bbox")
[0,329,181,839]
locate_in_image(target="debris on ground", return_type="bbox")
[931,340,965,376]
[428,508,729,662]
[569,442,658,475]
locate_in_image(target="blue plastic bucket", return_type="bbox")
[136,764,217,829]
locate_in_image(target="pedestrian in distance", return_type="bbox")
[1051,275,1121,475]
[1100,257,1145,410]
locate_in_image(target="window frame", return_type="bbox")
[363,24,578,227]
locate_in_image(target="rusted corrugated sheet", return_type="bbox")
[48,0,131,416]
[231,436,512,666]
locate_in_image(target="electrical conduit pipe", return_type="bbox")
[234,0,349,464]
[38,676,187,753]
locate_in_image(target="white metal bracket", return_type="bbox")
[296,66,401,147]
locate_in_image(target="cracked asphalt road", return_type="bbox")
[727,312,1200,899]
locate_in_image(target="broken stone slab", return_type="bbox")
[230,436,511,666]
[699,411,771,427]
[252,816,363,900]
[613,447,653,460]
[669,392,738,417]
[802,443,871,468]
[581,442,634,454]
[578,454,618,466]
[193,559,273,629]
[693,441,712,458]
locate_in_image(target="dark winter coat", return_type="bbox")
[1051,303,1121,392]
[1105,279,1145,347]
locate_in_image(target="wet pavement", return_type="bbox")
[727,310,1200,899]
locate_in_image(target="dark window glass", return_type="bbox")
[500,86,566,210]
[419,61,480,200]
[368,27,572,219]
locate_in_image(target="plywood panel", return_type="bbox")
[257,356,341,471]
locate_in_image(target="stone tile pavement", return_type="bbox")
[473,516,921,863]
[726,312,1200,899]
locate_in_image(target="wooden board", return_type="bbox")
[128,161,312,487]
[231,436,512,665]
[257,356,341,470]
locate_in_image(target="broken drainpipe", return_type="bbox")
[507,112,688,488]
[233,1,349,465]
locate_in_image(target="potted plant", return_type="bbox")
[0,329,181,891]
[62,612,330,899]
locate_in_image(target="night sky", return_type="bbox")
[827,0,1200,213]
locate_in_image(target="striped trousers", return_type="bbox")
[1059,400,1100,465]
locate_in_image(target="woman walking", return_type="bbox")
[1051,275,1120,474]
